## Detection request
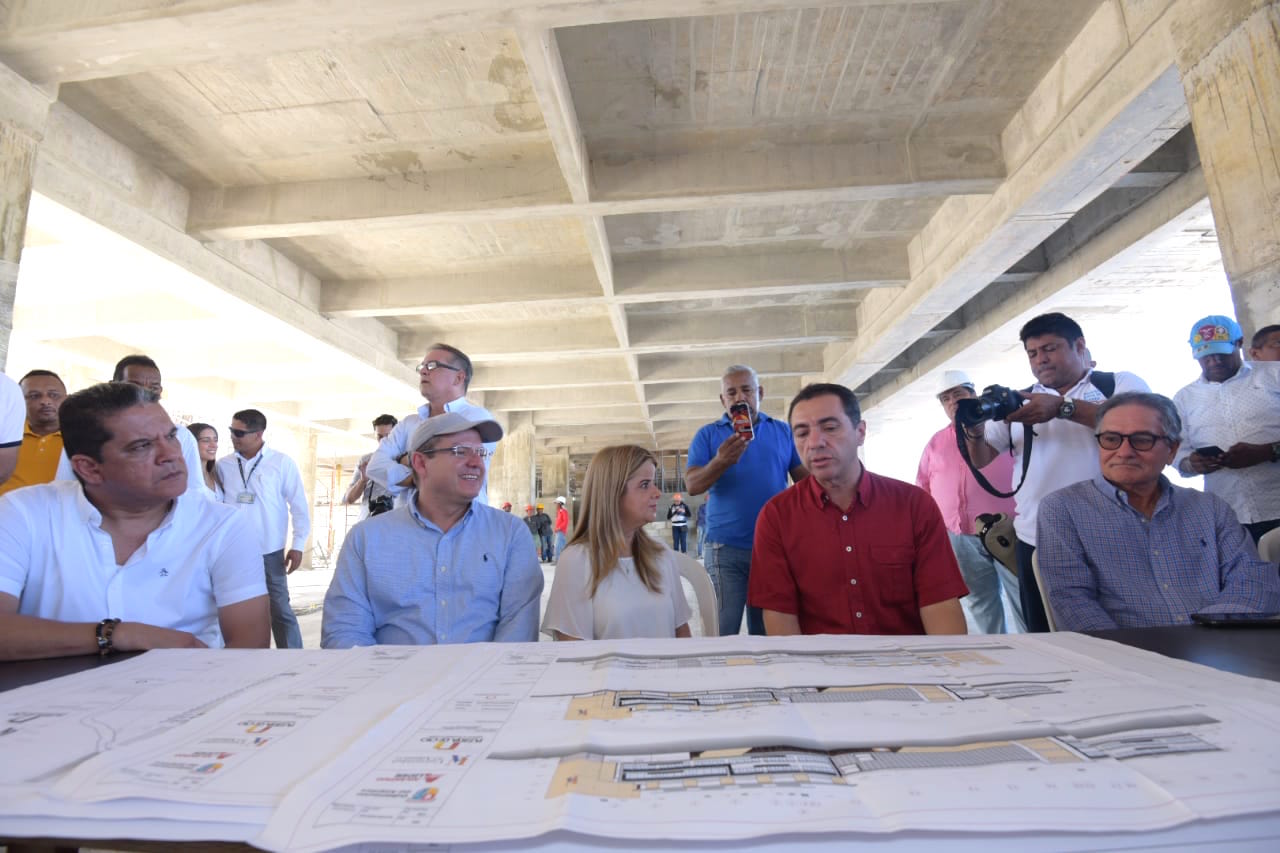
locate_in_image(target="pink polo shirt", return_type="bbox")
[915,424,1017,535]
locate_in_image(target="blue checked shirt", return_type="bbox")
[321,494,543,648]
[1037,475,1280,631]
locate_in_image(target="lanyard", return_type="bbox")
[236,455,264,490]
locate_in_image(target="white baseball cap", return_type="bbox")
[936,369,975,396]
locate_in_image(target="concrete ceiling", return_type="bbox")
[0,0,1212,458]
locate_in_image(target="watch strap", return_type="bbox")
[96,618,121,656]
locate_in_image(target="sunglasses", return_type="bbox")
[228,427,263,438]
[1095,431,1173,452]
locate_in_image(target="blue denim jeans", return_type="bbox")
[671,525,688,553]
[263,549,303,649]
[949,532,1024,634]
[705,542,764,636]
[554,532,567,560]
[696,526,707,558]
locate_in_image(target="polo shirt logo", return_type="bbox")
[159,568,169,577]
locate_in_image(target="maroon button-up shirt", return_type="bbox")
[748,470,967,635]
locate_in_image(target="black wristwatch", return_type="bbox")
[1057,397,1076,420]
[96,618,121,656]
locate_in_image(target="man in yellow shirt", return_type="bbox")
[0,371,66,497]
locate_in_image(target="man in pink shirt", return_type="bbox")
[916,370,1024,633]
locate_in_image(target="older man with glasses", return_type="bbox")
[322,412,542,648]
[367,342,498,507]
[1036,392,1279,632]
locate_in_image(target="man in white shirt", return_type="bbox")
[53,354,208,498]
[1173,314,1280,544]
[343,413,398,519]
[963,312,1149,632]
[0,382,268,661]
[367,342,498,506]
[216,408,311,649]
[0,372,23,487]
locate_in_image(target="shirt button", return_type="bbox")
[440,600,446,606]
[845,546,852,552]
[842,515,848,521]
[855,612,862,618]
[849,579,857,585]
[440,565,447,572]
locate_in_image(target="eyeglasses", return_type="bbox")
[1095,431,1173,451]
[417,360,462,374]
[417,444,492,460]
[228,427,263,438]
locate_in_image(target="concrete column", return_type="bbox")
[539,450,569,503]
[0,63,54,368]
[1172,0,1280,333]
[489,410,535,508]
[298,428,319,569]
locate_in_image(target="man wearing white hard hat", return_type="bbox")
[553,495,569,560]
[321,411,542,647]
[916,370,1024,633]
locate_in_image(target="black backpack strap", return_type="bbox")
[1089,370,1115,398]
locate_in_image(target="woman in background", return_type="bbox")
[542,445,692,641]
[188,422,223,499]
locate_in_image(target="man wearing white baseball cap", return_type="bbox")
[322,411,543,647]
[916,370,1024,633]
[1173,314,1280,545]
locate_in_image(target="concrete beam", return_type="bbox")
[533,406,646,426]
[628,304,857,351]
[487,385,638,411]
[0,0,970,85]
[536,421,650,437]
[185,139,1003,241]
[398,318,620,361]
[613,246,908,302]
[637,348,825,383]
[472,358,633,390]
[643,376,804,406]
[321,264,603,317]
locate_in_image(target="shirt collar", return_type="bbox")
[74,482,181,532]
[800,466,874,511]
[1091,472,1174,515]
[22,421,59,440]
[417,397,471,419]
[1033,369,1096,397]
[1197,361,1251,386]
[407,490,477,534]
[235,445,270,463]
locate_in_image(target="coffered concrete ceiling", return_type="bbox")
[1,0,1212,457]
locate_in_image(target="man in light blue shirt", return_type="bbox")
[322,412,542,648]
[367,342,498,505]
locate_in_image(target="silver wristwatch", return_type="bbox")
[1057,397,1076,420]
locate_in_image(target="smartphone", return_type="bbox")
[729,402,754,441]
[1195,445,1224,457]
[1190,612,1280,627]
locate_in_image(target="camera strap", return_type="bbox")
[953,420,1033,499]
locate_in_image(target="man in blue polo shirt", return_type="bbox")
[687,364,807,635]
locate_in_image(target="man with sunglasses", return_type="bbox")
[216,408,310,649]
[321,412,542,648]
[367,343,498,507]
[1036,393,1279,632]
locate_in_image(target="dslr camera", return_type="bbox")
[954,385,1024,428]
[368,494,395,516]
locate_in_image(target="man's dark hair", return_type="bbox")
[428,342,474,390]
[1019,312,1084,344]
[112,354,159,382]
[1252,324,1280,348]
[788,383,862,425]
[233,408,268,432]
[60,382,158,462]
[372,413,398,428]
[19,369,64,387]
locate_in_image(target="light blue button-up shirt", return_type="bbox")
[321,494,542,648]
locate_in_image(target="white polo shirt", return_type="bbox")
[0,481,266,647]
[982,369,1149,546]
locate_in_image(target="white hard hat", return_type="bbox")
[936,369,975,395]
[555,495,566,503]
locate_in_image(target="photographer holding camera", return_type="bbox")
[961,313,1149,632]
[344,414,399,519]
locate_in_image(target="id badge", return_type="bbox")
[237,491,256,504]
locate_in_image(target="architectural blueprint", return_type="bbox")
[2,633,1279,852]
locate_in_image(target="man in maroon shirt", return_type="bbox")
[749,383,968,636]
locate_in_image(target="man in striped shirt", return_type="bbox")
[1037,392,1279,631]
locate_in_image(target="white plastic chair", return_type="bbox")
[673,553,718,637]
[1031,551,1058,632]
[1258,528,1280,567]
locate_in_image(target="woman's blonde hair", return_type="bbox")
[568,444,664,597]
